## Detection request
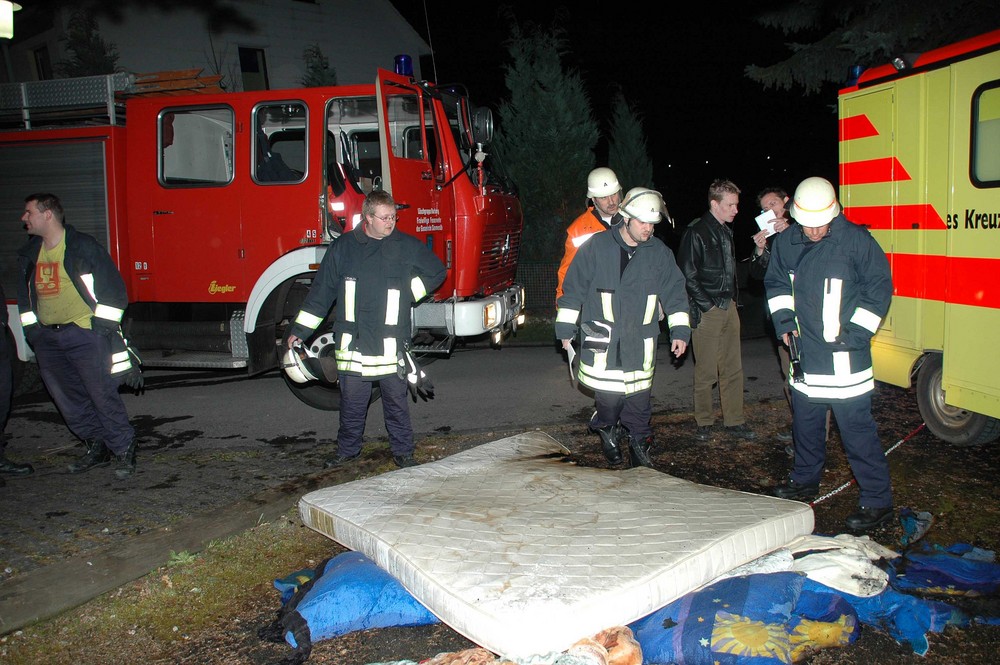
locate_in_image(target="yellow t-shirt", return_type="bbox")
[35,237,94,329]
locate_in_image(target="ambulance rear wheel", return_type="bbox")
[916,353,1000,446]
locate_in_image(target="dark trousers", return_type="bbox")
[32,325,134,455]
[337,372,413,457]
[593,389,652,440]
[791,391,892,508]
[1,325,11,449]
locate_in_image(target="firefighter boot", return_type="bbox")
[68,439,111,474]
[590,418,625,466]
[628,435,655,469]
[113,439,138,479]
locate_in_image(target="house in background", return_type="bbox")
[0,0,431,90]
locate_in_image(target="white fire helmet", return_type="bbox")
[586,167,621,199]
[790,176,841,227]
[619,187,666,224]
[281,333,337,384]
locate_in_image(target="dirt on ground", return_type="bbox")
[171,383,1000,664]
[3,382,999,664]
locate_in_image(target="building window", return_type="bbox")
[239,47,269,92]
[32,46,53,80]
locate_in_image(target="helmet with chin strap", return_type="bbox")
[620,187,668,224]
[790,176,840,228]
[281,333,338,384]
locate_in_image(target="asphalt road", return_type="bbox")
[0,303,789,631]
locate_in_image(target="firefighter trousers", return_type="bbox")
[32,325,134,455]
[790,391,893,509]
[337,372,414,457]
[593,389,652,440]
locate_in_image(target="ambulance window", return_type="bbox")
[253,102,307,184]
[160,107,234,186]
[971,82,1000,187]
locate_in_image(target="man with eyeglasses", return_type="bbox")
[287,190,446,468]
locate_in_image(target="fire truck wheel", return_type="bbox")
[916,353,1000,446]
[280,371,382,411]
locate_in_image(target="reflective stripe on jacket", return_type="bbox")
[555,224,690,395]
[288,225,446,379]
[763,215,892,401]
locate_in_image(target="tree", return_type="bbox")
[744,0,1000,95]
[55,10,120,78]
[300,44,337,87]
[494,19,598,263]
[607,87,654,195]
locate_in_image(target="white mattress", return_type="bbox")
[299,431,814,657]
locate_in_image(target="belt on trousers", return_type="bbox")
[38,322,77,331]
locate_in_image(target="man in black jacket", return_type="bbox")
[17,193,139,479]
[678,179,756,442]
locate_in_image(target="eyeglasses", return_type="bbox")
[371,213,398,223]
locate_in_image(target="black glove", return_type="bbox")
[835,323,872,350]
[109,329,144,393]
[397,350,434,401]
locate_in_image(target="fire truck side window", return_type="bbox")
[390,94,439,176]
[253,102,307,184]
[972,82,1000,185]
[160,107,234,186]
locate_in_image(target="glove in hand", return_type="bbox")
[397,350,434,401]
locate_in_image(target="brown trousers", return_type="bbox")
[691,303,745,427]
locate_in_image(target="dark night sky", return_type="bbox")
[390,1,840,250]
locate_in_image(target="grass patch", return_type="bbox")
[0,511,338,664]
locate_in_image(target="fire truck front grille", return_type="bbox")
[478,226,521,288]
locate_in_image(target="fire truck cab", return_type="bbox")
[838,29,1000,445]
[1,67,525,410]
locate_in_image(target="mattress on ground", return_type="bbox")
[298,431,814,658]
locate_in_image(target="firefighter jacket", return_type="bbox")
[555,224,691,395]
[677,211,738,314]
[555,207,614,302]
[16,224,137,380]
[763,214,892,402]
[288,224,446,379]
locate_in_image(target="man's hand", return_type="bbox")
[287,334,302,349]
[671,339,687,358]
[773,218,790,233]
[752,229,769,255]
[560,339,571,350]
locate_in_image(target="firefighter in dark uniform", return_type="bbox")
[1,282,35,481]
[286,190,446,469]
[556,188,690,469]
[17,192,141,479]
[764,177,895,531]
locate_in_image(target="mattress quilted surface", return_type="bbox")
[298,431,814,657]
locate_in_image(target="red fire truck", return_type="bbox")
[0,67,525,409]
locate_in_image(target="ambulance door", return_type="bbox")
[375,70,448,265]
[942,52,1000,416]
[151,105,245,301]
